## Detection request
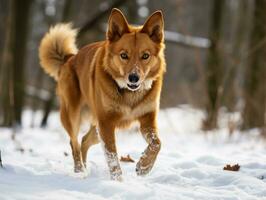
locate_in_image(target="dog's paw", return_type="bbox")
[110,168,123,181]
[136,159,153,176]
[111,174,123,182]
[74,161,85,173]
[71,168,89,179]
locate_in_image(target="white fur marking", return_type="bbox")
[143,79,153,90]
[98,130,122,181]
[115,78,128,89]
[143,132,160,151]
[104,149,122,181]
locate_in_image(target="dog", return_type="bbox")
[39,8,166,180]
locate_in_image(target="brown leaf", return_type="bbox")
[120,154,134,163]
[223,164,240,171]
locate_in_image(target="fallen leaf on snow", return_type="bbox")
[120,154,134,163]
[223,164,240,171]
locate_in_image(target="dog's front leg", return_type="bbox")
[136,112,161,176]
[98,121,122,181]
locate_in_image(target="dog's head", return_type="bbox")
[104,8,165,92]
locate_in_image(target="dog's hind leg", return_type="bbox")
[81,125,100,167]
[60,100,83,173]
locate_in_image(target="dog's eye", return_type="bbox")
[142,53,150,60]
[120,53,128,60]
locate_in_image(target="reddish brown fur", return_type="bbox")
[39,8,166,180]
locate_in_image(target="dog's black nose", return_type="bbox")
[128,73,139,83]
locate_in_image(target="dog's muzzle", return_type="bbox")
[127,72,140,91]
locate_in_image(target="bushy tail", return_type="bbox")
[39,23,78,80]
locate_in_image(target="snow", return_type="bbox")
[0,106,266,200]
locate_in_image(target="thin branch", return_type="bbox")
[164,30,210,48]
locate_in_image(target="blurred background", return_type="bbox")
[0,0,265,134]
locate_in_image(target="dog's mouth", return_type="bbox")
[115,78,142,91]
[127,83,140,91]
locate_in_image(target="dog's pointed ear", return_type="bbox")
[141,10,164,43]
[107,8,130,42]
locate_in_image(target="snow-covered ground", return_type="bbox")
[0,106,266,200]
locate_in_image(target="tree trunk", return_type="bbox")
[0,0,32,127]
[0,0,15,126]
[241,0,266,130]
[12,0,33,125]
[202,0,224,130]
[223,1,250,111]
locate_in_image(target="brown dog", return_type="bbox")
[39,8,166,180]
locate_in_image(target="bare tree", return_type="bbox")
[0,0,15,126]
[241,0,266,130]
[0,0,33,127]
[202,0,224,130]
[222,1,250,111]
[12,0,33,125]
